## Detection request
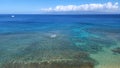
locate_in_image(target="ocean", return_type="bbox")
[0,14,120,68]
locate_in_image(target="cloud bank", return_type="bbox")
[40,2,119,13]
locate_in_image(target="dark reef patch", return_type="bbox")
[86,26,120,34]
[112,47,120,54]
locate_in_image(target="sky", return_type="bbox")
[0,0,120,14]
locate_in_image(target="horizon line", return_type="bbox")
[0,13,120,15]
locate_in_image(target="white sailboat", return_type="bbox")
[11,15,15,18]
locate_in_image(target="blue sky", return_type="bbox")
[0,0,120,14]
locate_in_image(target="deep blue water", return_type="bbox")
[0,14,120,68]
[0,14,120,33]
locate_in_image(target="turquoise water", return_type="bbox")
[0,15,120,68]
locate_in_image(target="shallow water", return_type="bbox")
[0,14,120,68]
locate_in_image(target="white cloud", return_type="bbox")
[40,2,119,12]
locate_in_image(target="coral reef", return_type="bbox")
[2,60,94,68]
[0,32,97,68]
